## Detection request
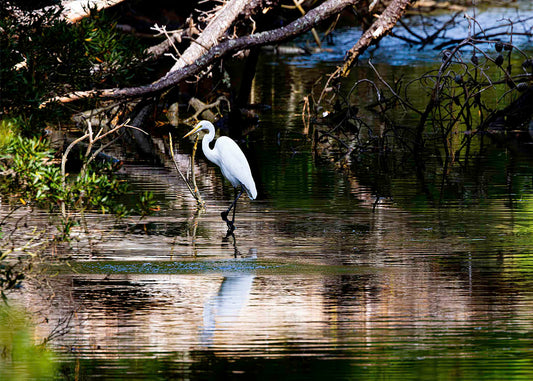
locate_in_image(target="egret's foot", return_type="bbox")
[221,211,235,236]
[226,223,236,236]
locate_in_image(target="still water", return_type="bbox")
[6,6,533,380]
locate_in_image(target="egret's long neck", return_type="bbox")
[201,127,218,165]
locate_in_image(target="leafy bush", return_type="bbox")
[0,129,133,215]
[0,3,146,136]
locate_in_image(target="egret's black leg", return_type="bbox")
[221,188,243,233]
[231,189,238,225]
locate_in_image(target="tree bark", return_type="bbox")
[41,0,360,106]
[166,0,251,75]
[338,0,412,77]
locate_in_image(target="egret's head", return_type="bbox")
[183,120,213,138]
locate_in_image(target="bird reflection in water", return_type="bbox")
[200,234,257,346]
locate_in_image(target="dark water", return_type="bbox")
[6,5,533,380]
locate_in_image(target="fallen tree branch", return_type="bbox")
[61,0,126,22]
[167,0,250,75]
[316,0,411,105]
[186,96,231,123]
[338,0,412,77]
[145,0,281,61]
[40,0,360,107]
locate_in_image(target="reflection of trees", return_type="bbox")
[307,10,533,209]
[12,226,533,359]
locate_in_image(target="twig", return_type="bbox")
[168,133,205,209]
[292,0,322,48]
[186,96,231,122]
[191,135,201,197]
[60,119,145,217]
[368,60,419,114]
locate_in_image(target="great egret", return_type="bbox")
[184,120,257,233]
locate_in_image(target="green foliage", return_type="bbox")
[0,5,157,249]
[0,119,19,149]
[78,8,145,87]
[69,162,130,215]
[0,3,146,136]
[0,125,157,219]
[0,134,62,207]
[0,305,56,380]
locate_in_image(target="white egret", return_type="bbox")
[184,120,257,233]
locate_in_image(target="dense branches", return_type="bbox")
[41,0,362,106]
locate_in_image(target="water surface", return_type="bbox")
[6,5,533,379]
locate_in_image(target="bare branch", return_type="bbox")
[338,0,412,77]
[167,0,251,74]
[40,0,360,106]
[169,133,205,209]
[62,0,127,22]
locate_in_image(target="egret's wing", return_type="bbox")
[215,137,257,199]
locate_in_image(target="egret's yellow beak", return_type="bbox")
[183,125,201,139]
[183,124,201,139]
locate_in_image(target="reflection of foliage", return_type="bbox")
[0,256,25,302]
[0,305,56,379]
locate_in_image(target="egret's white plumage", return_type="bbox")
[184,120,257,232]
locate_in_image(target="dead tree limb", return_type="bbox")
[166,0,251,75]
[338,0,412,77]
[40,0,360,107]
[61,0,127,22]
[146,1,281,60]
